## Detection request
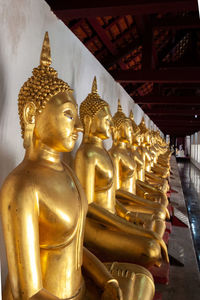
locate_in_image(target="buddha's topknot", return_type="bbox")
[79,76,108,127]
[18,32,71,138]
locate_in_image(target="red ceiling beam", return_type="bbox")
[134,96,200,104]
[87,18,127,70]
[152,15,200,29]
[146,110,200,116]
[151,115,200,121]
[152,121,200,125]
[46,0,198,18]
[162,83,200,89]
[110,68,200,83]
[134,16,154,71]
[103,39,141,68]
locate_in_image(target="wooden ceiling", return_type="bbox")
[45,0,200,137]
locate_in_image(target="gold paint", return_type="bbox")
[110,106,168,238]
[75,78,168,281]
[0,33,124,300]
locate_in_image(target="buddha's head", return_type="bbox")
[18,32,82,152]
[80,77,112,140]
[129,110,141,145]
[138,117,150,145]
[150,130,156,146]
[112,100,133,145]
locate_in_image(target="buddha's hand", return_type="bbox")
[101,279,123,300]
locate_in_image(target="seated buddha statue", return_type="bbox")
[108,102,167,238]
[148,131,171,178]
[75,78,168,269]
[153,131,172,167]
[136,119,169,207]
[0,33,125,300]
[138,120,170,180]
[128,114,169,195]
[138,119,168,177]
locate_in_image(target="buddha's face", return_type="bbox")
[139,134,144,145]
[151,136,155,145]
[119,120,133,144]
[90,105,112,139]
[34,91,82,152]
[134,133,141,145]
[144,132,150,144]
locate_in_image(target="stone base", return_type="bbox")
[148,262,170,285]
[166,221,172,233]
[163,231,170,245]
[153,291,162,300]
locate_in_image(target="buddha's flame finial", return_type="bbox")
[129,110,134,120]
[91,76,98,94]
[117,99,122,112]
[40,32,52,67]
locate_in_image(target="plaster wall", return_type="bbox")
[0,0,162,290]
[191,132,200,168]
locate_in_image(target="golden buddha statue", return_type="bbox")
[153,131,172,168]
[75,78,168,269]
[0,33,125,300]
[138,120,169,179]
[129,111,145,182]
[148,131,171,177]
[109,102,167,237]
[135,119,169,207]
[129,113,169,195]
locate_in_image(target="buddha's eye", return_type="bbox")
[64,110,73,120]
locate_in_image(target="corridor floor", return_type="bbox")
[178,160,200,271]
[157,156,200,300]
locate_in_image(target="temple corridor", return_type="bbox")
[155,156,200,300]
[178,161,200,271]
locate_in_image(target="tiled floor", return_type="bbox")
[178,161,200,271]
[157,156,200,300]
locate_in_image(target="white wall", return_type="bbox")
[191,132,200,169]
[0,0,162,288]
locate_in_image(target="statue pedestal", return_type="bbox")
[153,291,162,300]
[166,221,172,233]
[163,231,170,245]
[148,262,170,285]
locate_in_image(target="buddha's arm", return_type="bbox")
[132,151,143,166]
[115,199,149,225]
[88,202,157,239]
[145,149,152,162]
[0,177,58,300]
[116,188,164,210]
[83,247,122,300]
[88,203,168,262]
[137,179,165,195]
[75,149,95,204]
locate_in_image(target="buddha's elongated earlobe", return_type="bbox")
[83,115,92,141]
[23,102,36,149]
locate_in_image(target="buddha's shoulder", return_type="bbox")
[0,162,37,192]
[109,146,123,158]
[76,143,102,158]
[0,164,37,209]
